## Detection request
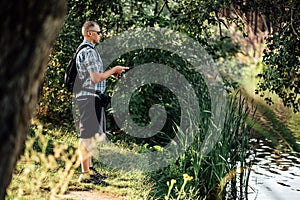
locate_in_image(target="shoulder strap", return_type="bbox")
[74,44,95,57]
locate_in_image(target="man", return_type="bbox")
[75,21,128,184]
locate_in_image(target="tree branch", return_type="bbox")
[290,6,299,38]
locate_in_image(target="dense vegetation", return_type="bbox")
[38,0,300,126]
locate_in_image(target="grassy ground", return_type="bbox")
[6,121,154,200]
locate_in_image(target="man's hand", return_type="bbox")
[112,66,129,78]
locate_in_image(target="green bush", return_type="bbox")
[105,48,209,147]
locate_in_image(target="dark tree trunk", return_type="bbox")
[0,0,66,198]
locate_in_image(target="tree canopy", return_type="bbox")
[255,1,300,112]
[215,0,300,111]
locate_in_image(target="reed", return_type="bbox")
[151,90,254,199]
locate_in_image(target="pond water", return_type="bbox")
[247,139,300,200]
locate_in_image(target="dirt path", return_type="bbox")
[58,190,125,200]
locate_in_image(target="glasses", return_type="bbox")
[89,30,101,35]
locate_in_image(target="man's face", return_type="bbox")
[88,25,102,44]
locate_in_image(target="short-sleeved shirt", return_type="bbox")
[75,40,106,98]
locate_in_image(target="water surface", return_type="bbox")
[248,139,300,200]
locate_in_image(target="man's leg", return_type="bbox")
[78,138,92,173]
[77,97,107,184]
[89,132,108,179]
[78,137,107,184]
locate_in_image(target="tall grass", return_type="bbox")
[6,123,80,199]
[150,91,254,199]
[6,122,154,200]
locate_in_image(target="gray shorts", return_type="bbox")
[76,95,106,139]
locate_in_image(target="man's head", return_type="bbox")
[82,21,102,44]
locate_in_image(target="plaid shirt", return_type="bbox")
[75,40,106,98]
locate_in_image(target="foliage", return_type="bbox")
[201,0,300,112]
[106,48,209,147]
[256,26,300,112]
[252,0,300,111]
[37,0,239,126]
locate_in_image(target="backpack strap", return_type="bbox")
[75,43,94,57]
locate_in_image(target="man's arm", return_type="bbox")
[90,65,129,83]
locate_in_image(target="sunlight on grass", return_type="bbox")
[287,112,300,140]
[6,123,80,199]
[6,121,153,200]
